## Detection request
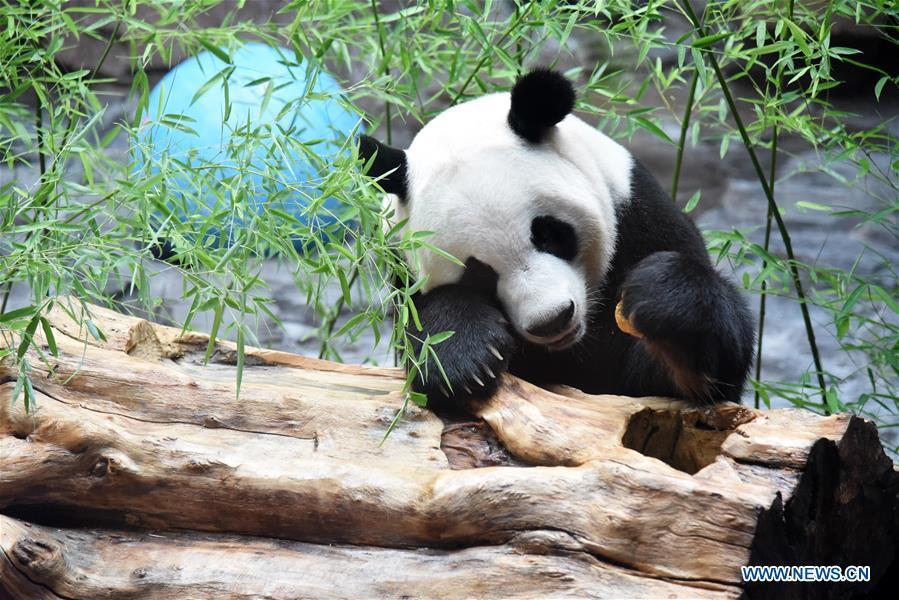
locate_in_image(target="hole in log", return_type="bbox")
[4,504,137,530]
[209,350,268,367]
[440,418,527,469]
[622,405,756,474]
[91,457,110,477]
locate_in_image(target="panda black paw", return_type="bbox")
[406,284,517,410]
[619,251,714,340]
[619,251,753,404]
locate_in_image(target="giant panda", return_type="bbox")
[359,69,754,408]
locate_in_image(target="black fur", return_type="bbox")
[358,134,408,200]
[531,215,578,261]
[406,258,516,410]
[508,69,576,143]
[410,159,754,406]
[516,159,754,403]
[366,68,754,408]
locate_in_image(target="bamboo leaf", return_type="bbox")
[197,38,232,64]
[235,327,244,400]
[683,190,701,213]
[692,31,733,48]
[634,117,674,145]
[0,305,35,323]
[427,331,454,345]
[39,317,58,357]
[16,315,40,359]
[205,302,224,364]
[874,76,888,100]
[795,201,832,212]
[85,320,107,342]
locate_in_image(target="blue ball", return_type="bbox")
[136,42,362,247]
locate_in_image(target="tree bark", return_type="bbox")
[0,298,895,599]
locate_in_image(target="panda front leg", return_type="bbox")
[404,262,518,409]
[617,251,755,404]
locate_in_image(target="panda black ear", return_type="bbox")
[507,69,576,143]
[358,134,408,200]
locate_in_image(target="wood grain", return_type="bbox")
[0,298,894,598]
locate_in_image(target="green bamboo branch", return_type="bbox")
[671,68,699,201]
[369,0,393,145]
[451,2,534,105]
[35,96,46,176]
[316,0,391,360]
[514,4,525,73]
[318,266,360,360]
[754,130,776,409]
[1,20,123,314]
[681,0,828,410]
[754,0,796,409]
[0,97,47,316]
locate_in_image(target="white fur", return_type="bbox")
[387,92,634,344]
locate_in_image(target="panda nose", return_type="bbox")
[527,301,575,338]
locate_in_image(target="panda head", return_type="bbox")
[360,69,632,350]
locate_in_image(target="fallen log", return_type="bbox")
[0,516,734,600]
[0,298,896,599]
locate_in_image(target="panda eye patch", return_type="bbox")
[531,215,578,261]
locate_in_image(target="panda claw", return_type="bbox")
[439,384,451,397]
[487,344,504,361]
[472,374,485,387]
[484,365,496,379]
[463,384,472,395]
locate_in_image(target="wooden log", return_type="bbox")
[0,298,895,598]
[0,516,734,599]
